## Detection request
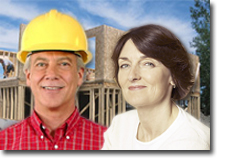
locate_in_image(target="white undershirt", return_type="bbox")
[133,106,183,150]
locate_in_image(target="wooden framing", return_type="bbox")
[0,24,201,125]
[0,81,27,120]
[77,83,125,126]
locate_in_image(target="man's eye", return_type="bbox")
[36,63,46,67]
[60,62,70,66]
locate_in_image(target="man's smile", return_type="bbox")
[41,86,64,90]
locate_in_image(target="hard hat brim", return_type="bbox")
[17,43,93,64]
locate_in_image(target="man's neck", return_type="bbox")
[34,104,76,137]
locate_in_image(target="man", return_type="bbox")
[0,58,5,78]
[1,57,14,77]
[0,10,106,150]
[0,59,4,79]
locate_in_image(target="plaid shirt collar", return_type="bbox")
[30,107,80,140]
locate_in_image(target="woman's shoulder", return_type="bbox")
[180,108,210,132]
[109,109,139,130]
[102,110,138,150]
[177,107,210,148]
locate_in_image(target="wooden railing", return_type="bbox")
[0,78,29,120]
[0,83,200,123]
[0,81,126,126]
[78,85,126,126]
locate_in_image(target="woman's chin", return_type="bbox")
[126,100,147,109]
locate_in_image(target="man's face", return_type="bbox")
[25,51,84,110]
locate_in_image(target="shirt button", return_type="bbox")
[54,144,58,149]
[40,135,44,139]
[66,136,70,140]
[42,125,46,130]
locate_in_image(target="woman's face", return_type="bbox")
[118,39,173,108]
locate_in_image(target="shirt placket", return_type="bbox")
[30,108,80,150]
[42,123,69,150]
[39,124,60,150]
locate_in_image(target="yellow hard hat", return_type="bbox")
[17,9,92,64]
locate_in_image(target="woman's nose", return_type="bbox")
[128,66,141,82]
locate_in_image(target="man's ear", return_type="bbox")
[77,68,84,86]
[25,69,31,87]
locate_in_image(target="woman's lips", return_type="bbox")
[128,85,146,90]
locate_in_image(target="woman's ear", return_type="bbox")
[170,81,176,88]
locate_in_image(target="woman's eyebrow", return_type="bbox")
[140,56,148,59]
[118,57,129,61]
[118,56,148,61]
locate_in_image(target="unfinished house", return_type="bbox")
[0,25,200,127]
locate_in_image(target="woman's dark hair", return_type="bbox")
[112,24,194,100]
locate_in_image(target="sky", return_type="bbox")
[0,0,197,68]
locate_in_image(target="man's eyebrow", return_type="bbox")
[57,57,73,63]
[33,57,48,64]
[33,57,73,64]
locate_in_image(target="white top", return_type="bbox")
[102,106,210,150]
[3,58,13,65]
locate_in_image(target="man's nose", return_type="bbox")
[45,64,59,80]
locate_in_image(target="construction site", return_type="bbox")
[0,24,201,127]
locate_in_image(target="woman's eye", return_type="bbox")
[144,62,155,67]
[120,64,129,69]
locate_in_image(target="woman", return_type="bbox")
[102,24,210,150]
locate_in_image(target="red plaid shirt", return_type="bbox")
[0,108,107,150]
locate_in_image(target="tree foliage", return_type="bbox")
[190,0,210,115]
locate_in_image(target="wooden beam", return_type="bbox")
[89,88,95,121]
[14,87,18,120]
[118,89,122,114]
[106,88,110,126]
[10,87,14,119]
[3,89,5,119]
[98,87,104,125]
[30,94,34,115]
[6,88,9,119]
[112,89,116,118]
[18,86,25,120]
